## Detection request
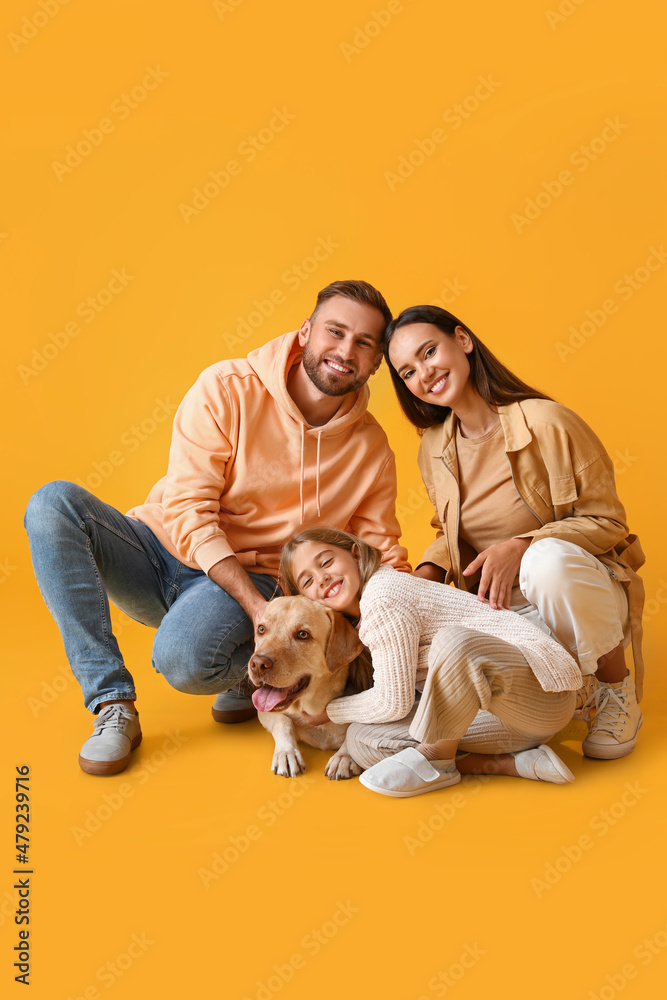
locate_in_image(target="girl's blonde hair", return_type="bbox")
[280,526,382,600]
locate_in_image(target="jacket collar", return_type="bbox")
[428,401,533,455]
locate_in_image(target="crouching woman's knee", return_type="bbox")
[519,537,587,604]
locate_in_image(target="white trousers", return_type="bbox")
[518,537,629,675]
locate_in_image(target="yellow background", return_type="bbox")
[2,1,666,997]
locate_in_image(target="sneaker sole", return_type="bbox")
[78,732,143,776]
[211,705,258,724]
[582,717,642,760]
[358,770,461,798]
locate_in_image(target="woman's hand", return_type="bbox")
[463,537,532,610]
[299,707,330,727]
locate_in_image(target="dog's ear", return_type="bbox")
[346,646,374,693]
[324,609,363,672]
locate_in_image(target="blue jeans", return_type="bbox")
[23,481,281,713]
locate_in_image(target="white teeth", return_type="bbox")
[327,360,351,373]
[325,581,342,598]
[429,375,447,392]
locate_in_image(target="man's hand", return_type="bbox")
[463,537,531,610]
[208,555,269,625]
[412,562,446,583]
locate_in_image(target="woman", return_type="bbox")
[382,304,645,760]
[280,526,582,798]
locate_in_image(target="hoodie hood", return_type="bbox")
[247,330,374,521]
[246,330,371,435]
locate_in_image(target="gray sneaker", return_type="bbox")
[78,703,142,775]
[211,679,257,724]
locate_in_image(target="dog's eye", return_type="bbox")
[257,624,265,634]
[296,630,310,640]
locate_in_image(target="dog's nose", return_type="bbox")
[249,653,273,679]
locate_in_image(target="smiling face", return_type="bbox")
[298,295,384,397]
[387,322,474,409]
[290,540,362,617]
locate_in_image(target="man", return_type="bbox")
[24,280,409,775]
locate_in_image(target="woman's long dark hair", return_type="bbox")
[382,305,552,430]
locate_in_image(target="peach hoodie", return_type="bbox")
[127,330,409,578]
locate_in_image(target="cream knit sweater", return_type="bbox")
[326,566,582,726]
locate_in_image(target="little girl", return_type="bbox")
[280,526,582,798]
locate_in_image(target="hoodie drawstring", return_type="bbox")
[298,425,323,524]
[299,424,305,525]
[315,430,322,518]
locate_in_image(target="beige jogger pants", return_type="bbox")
[346,624,576,770]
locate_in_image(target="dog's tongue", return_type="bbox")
[252,684,290,712]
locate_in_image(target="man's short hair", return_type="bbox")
[311,280,392,330]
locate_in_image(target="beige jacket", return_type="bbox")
[417,399,646,698]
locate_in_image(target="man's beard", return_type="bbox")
[301,342,366,396]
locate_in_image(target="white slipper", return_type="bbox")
[359,747,461,798]
[512,745,575,784]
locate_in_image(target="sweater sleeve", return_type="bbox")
[347,451,411,572]
[161,369,238,573]
[326,597,420,725]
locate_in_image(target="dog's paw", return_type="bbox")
[272,748,306,778]
[324,752,362,781]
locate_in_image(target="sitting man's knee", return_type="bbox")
[152,628,244,695]
[24,480,84,529]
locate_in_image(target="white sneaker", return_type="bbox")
[359,747,461,798]
[582,673,642,760]
[512,745,575,783]
[78,704,142,775]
